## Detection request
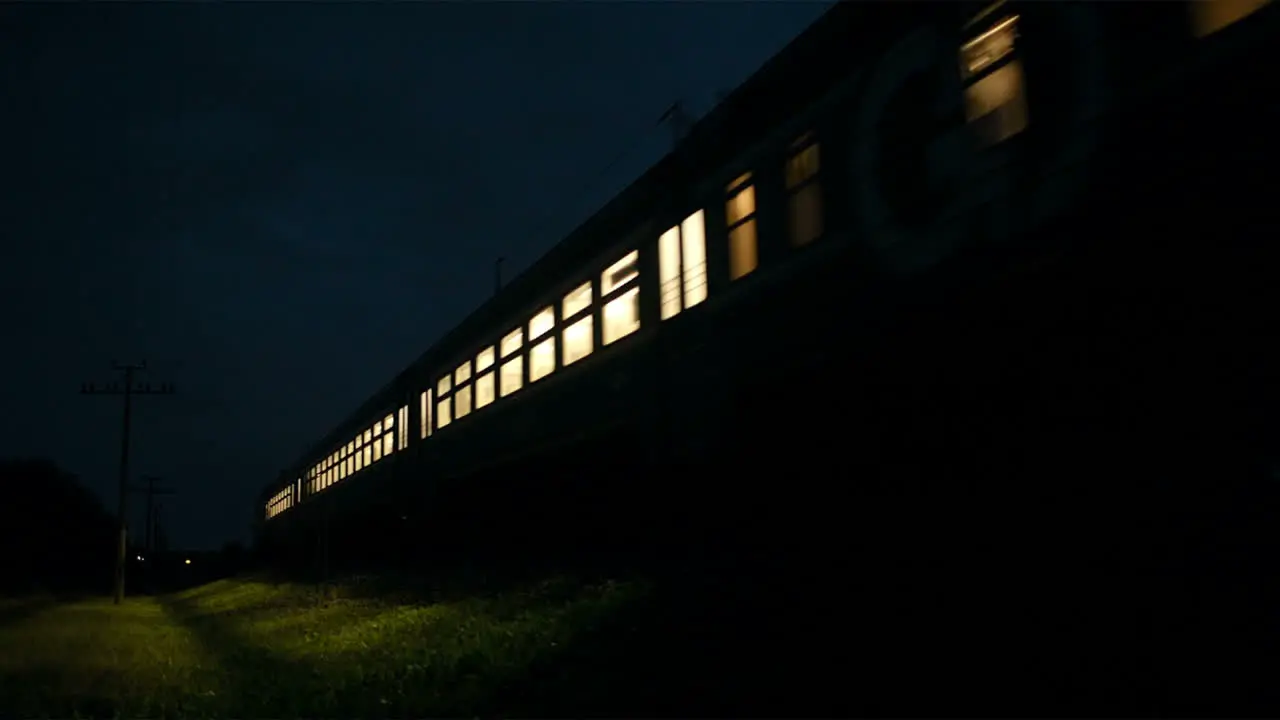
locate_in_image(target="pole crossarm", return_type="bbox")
[78,360,176,604]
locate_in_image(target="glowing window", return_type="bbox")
[339,461,347,480]
[437,397,452,429]
[659,226,681,320]
[786,138,824,247]
[961,14,1027,145]
[563,281,592,320]
[355,451,364,472]
[475,372,495,409]
[363,429,372,445]
[383,432,394,456]
[363,445,371,466]
[374,420,383,436]
[530,337,555,382]
[681,211,708,309]
[500,357,523,397]
[476,346,495,373]
[384,413,394,429]
[420,390,432,439]
[455,361,471,385]
[1190,0,1270,36]
[397,405,408,449]
[786,140,820,188]
[602,250,639,296]
[726,184,755,226]
[603,286,641,345]
[659,209,708,320]
[501,328,523,358]
[455,384,472,419]
[373,439,383,462]
[437,375,451,396]
[529,306,554,341]
[563,315,593,367]
[728,222,758,280]
[726,176,758,280]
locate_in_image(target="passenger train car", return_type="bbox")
[256,0,1278,642]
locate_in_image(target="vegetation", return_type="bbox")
[0,458,116,596]
[0,574,646,718]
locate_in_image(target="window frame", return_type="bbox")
[725,171,760,280]
[785,132,824,248]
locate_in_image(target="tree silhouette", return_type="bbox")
[0,458,116,595]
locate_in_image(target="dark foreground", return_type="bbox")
[2,546,1277,719]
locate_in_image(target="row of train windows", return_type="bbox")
[268,0,1268,519]
[304,405,409,496]
[265,486,293,519]
[423,242,650,434]
[270,138,825,518]
[424,134,823,437]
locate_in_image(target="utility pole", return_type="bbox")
[131,475,176,554]
[80,361,176,604]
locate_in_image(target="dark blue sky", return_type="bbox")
[0,1,833,550]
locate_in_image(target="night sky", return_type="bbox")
[0,2,833,550]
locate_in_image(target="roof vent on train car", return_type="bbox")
[659,100,694,149]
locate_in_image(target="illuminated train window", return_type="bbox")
[562,281,592,320]
[530,338,555,383]
[420,389,432,438]
[500,327,524,397]
[562,277,595,367]
[1190,0,1271,37]
[454,360,473,420]
[528,306,556,383]
[659,209,708,320]
[475,347,496,411]
[601,250,641,344]
[436,373,452,429]
[960,13,1028,145]
[563,315,593,366]
[725,173,759,280]
[785,135,823,247]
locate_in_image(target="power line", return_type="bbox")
[80,361,176,604]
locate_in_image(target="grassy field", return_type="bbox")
[0,574,647,718]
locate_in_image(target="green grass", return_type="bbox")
[0,574,645,718]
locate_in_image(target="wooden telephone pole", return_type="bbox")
[80,361,175,604]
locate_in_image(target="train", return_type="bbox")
[255,0,1279,590]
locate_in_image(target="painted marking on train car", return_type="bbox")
[853,6,1106,275]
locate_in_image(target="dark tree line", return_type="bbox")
[0,458,116,596]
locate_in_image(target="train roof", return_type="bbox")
[280,0,966,480]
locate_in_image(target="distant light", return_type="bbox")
[184,558,191,565]
[136,555,144,561]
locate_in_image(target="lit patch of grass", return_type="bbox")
[165,575,642,716]
[0,597,225,718]
[0,574,645,718]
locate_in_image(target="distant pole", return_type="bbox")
[80,362,176,604]
[494,257,505,297]
[131,475,176,554]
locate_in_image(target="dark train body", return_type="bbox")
[256,0,1277,708]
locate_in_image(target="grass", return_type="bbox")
[0,574,646,718]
